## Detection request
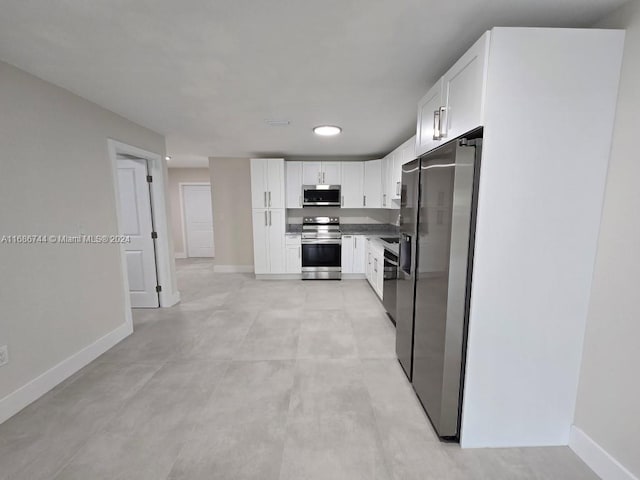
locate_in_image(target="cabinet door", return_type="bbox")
[441,32,489,141]
[250,159,268,209]
[363,160,382,208]
[285,161,303,208]
[321,162,342,185]
[267,209,286,274]
[381,156,389,207]
[415,79,444,157]
[341,235,354,274]
[302,162,322,185]
[341,162,364,208]
[252,209,269,274]
[365,239,373,285]
[376,251,384,299]
[266,159,285,209]
[352,235,366,274]
[285,245,302,273]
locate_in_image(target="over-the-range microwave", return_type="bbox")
[302,185,341,207]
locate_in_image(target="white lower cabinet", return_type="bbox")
[252,208,286,274]
[341,235,366,274]
[285,234,301,274]
[364,238,384,299]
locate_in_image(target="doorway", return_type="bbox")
[108,140,180,320]
[181,184,214,258]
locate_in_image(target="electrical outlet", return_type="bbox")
[0,345,8,367]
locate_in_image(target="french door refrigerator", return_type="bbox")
[395,129,482,440]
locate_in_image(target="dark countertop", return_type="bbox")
[285,223,400,236]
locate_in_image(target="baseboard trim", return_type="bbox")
[569,426,638,480]
[160,290,181,308]
[0,322,133,425]
[174,252,187,259]
[213,265,254,273]
[256,274,302,280]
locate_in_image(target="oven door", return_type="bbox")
[302,185,341,207]
[301,240,341,279]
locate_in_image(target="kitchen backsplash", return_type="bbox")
[286,208,397,224]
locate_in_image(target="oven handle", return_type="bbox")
[301,239,342,245]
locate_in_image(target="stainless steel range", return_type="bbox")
[301,216,341,280]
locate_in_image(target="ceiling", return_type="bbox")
[0,0,626,167]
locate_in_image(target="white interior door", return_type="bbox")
[183,185,215,258]
[117,158,159,308]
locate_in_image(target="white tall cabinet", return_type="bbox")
[251,158,286,274]
[411,28,625,449]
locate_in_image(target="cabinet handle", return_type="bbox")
[433,109,441,140]
[439,106,447,138]
[322,171,326,184]
[396,181,401,196]
[268,191,271,207]
[269,210,272,226]
[374,258,377,272]
[363,195,366,207]
[354,237,357,249]
[383,193,386,206]
[264,191,267,207]
[264,211,268,226]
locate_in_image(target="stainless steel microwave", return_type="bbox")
[302,185,341,207]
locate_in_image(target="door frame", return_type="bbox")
[179,182,214,258]
[108,139,180,317]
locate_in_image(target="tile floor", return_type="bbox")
[0,259,598,479]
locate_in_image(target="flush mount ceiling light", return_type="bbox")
[313,125,342,136]
[165,156,171,161]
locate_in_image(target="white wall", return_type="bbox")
[0,60,167,421]
[571,2,640,479]
[208,157,254,269]
[460,28,624,448]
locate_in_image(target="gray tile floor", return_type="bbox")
[0,259,598,479]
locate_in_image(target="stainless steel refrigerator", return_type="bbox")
[395,130,482,440]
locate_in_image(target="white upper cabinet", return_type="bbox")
[441,32,490,141]
[416,33,490,157]
[302,162,322,184]
[381,155,390,207]
[322,162,342,185]
[416,80,444,157]
[341,162,364,208]
[301,161,342,185]
[363,159,382,208]
[250,158,285,209]
[285,161,303,208]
